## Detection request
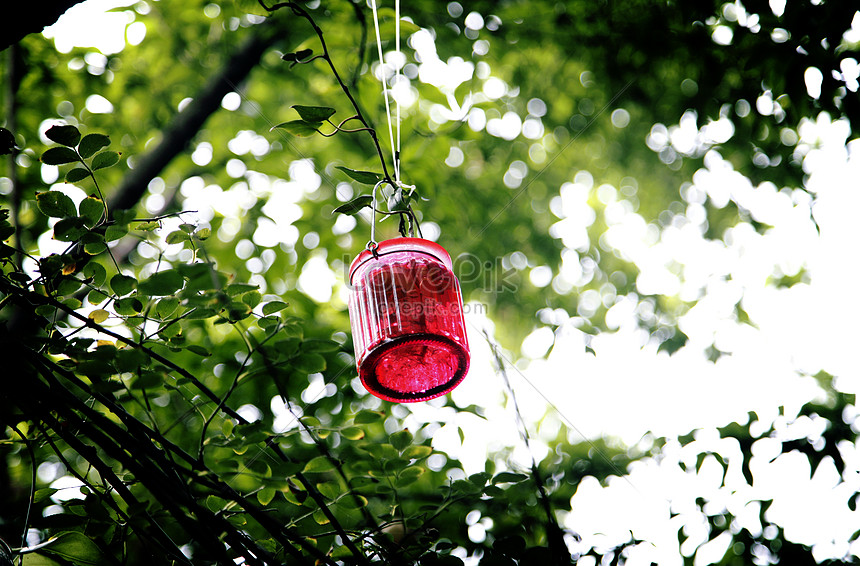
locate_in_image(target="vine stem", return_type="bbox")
[259,0,394,184]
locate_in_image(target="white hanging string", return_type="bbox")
[370,0,400,183]
[395,0,401,183]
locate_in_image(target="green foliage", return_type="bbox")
[0,0,858,564]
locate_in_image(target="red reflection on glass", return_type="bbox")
[348,238,470,402]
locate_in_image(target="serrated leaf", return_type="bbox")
[133,221,159,231]
[88,309,109,323]
[335,166,382,185]
[65,167,91,184]
[292,105,336,122]
[78,133,110,158]
[79,197,104,227]
[53,217,87,242]
[91,151,120,170]
[165,230,189,245]
[110,274,136,296]
[262,301,288,315]
[45,124,81,147]
[354,410,384,424]
[37,191,77,218]
[333,195,373,215]
[41,146,80,165]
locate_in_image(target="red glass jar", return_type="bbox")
[348,238,470,402]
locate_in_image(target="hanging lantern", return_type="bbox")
[348,237,470,402]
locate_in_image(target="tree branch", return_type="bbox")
[107,22,282,212]
[0,0,85,53]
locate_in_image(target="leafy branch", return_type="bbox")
[260,0,424,238]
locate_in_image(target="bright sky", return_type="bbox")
[40,2,860,564]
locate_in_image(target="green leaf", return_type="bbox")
[78,133,110,158]
[335,166,382,185]
[340,426,365,440]
[315,481,340,500]
[262,301,288,315]
[41,146,80,165]
[402,445,432,460]
[193,227,211,240]
[187,345,211,356]
[303,456,334,473]
[82,262,106,286]
[91,150,120,170]
[45,124,81,147]
[52,217,87,242]
[105,224,128,242]
[88,309,109,323]
[114,297,143,315]
[333,195,373,215]
[110,274,137,296]
[39,531,105,565]
[65,167,91,183]
[226,283,258,297]
[242,290,262,308]
[36,191,77,218]
[138,270,184,296]
[292,105,336,122]
[87,289,109,305]
[79,197,104,227]
[354,410,384,424]
[302,339,339,353]
[294,353,326,373]
[281,48,313,62]
[84,241,107,255]
[257,487,276,506]
[270,120,322,137]
[165,230,190,245]
[390,430,413,451]
[337,494,368,509]
[492,472,529,485]
[155,296,180,318]
[312,508,330,525]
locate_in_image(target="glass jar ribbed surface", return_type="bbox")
[348,238,470,402]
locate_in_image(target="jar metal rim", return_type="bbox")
[348,237,453,286]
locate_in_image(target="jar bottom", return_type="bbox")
[359,334,469,402]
